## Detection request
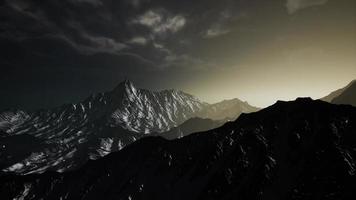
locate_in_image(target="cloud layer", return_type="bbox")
[286,0,329,14]
[133,10,186,35]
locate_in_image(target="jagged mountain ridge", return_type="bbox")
[1,98,355,200]
[196,98,260,121]
[0,80,258,175]
[0,80,207,134]
[108,80,208,133]
[0,80,207,174]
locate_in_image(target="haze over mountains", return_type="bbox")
[1,98,355,200]
[0,80,258,175]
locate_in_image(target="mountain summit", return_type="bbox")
[107,80,208,133]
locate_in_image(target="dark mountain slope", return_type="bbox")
[332,81,356,107]
[158,117,225,140]
[1,98,355,200]
[0,133,46,171]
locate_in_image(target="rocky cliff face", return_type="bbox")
[1,98,355,200]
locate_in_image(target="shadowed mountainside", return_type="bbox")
[157,117,225,140]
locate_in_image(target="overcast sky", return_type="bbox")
[0,0,355,110]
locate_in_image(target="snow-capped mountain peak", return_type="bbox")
[112,79,137,97]
[0,80,207,174]
[109,81,207,133]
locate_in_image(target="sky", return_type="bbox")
[0,0,355,110]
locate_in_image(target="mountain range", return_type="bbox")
[0,80,258,175]
[1,98,355,200]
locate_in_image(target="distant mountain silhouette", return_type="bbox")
[196,98,259,121]
[1,98,355,200]
[321,80,355,103]
[0,80,257,175]
[332,81,356,107]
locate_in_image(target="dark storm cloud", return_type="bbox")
[0,0,354,109]
[0,0,299,110]
[0,0,232,109]
[0,0,248,69]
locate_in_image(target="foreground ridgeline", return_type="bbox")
[0,80,257,174]
[1,98,355,200]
